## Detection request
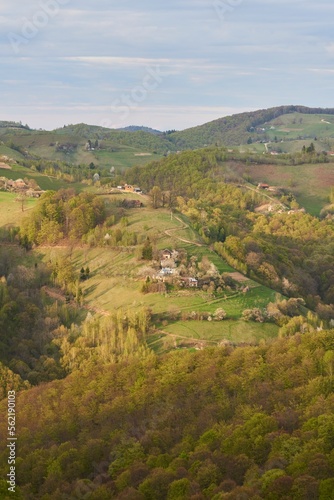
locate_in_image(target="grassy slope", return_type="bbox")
[228,160,334,215]
[0,163,82,191]
[36,206,279,348]
[0,128,166,170]
[0,144,26,162]
[163,320,278,344]
[263,112,334,140]
[0,191,37,227]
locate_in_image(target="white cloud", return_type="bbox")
[1,0,334,130]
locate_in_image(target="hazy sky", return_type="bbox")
[1,0,334,130]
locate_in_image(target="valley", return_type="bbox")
[0,107,333,499]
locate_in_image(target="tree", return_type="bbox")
[142,239,153,260]
[213,308,227,321]
[150,186,162,209]
[15,193,27,212]
[306,142,315,154]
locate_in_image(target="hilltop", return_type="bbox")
[117,125,162,134]
[3,106,334,169]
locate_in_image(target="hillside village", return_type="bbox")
[0,176,44,197]
[141,247,250,296]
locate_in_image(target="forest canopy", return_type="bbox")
[1,331,334,498]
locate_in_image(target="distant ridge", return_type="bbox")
[167,105,334,148]
[3,105,334,158]
[116,125,162,135]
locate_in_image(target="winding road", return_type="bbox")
[165,215,203,246]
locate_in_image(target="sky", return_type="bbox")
[1,0,334,131]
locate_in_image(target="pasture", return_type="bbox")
[0,163,83,192]
[0,191,37,227]
[228,161,334,215]
[37,206,279,348]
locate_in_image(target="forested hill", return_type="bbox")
[117,125,162,134]
[3,105,334,155]
[1,330,334,498]
[167,105,334,148]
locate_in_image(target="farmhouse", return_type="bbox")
[13,178,27,189]
[161,249,173,260]
[160,249,179,260]
[160,249,179,269]
[257,183,269,190]
[181,277,198,288]
[160,267,175,276]
[123,184,142,193]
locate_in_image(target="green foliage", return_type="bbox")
[20,189,106,244]
[0,248,78,387]
[54,308,152,372]
[141,239,153,260]
[2,330,334,497]
[127,148,334,309]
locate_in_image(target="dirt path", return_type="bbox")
[157,328,218,346]
[244,184,287,210]
[43,286,111,316]
[42,286,66,302]
[164,215,203,247]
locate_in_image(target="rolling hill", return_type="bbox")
[168,105,334,149]
[2,105,334,171]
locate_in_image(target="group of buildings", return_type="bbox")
[0,177,44,197]
[154,249,199,288]
[117,184,142,194]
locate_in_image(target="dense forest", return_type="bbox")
[1,330,334,498]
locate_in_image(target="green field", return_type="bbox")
[0,191,38,227]
[95,148,162,171]
[228,161,334,215]
[0,164,84,192]
[264,112,334,141]
[160,320,278,345]
[36,206,279,348]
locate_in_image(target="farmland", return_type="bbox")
[225,160,334,215]
[0,128,164,171]
[0,191,37,227]
[36,205,280,349]
[0,162,84,191]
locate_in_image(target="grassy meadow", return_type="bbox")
[0,130,163,171]
[0,191,38,227]
[263,112,334,140]
[36,206,279,349]
[228,161,334,215]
